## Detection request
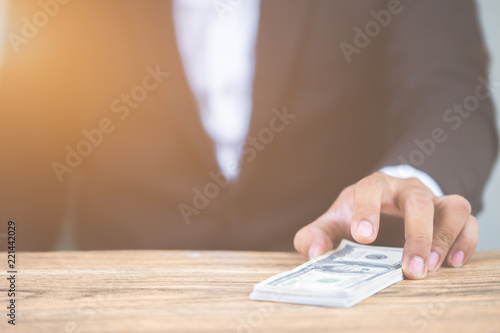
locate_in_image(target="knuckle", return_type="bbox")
[406,177,424,187]
[434,231,454,249]
[445,195,472,216]
[338,186,354,199]
[411,234,433,249]
[406,194,434,210]
[357,176,383,191]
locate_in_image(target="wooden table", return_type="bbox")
[1,250,499,333]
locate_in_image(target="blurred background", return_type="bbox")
[476,0,500,250]
[0,0,499,250]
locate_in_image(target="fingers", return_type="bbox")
[397,185,435,279]
[294,188,354,259]
[294,171,478,278]
[350,174,386,244]
[446,215,478,268]
[428,195,471,271]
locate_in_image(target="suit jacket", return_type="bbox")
[0,0,497,251]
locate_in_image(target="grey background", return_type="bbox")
[476,0,500,250]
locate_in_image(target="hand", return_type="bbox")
[293,172,478,279]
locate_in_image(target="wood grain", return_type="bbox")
[0,250,499,333]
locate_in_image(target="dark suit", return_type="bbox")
[0,0,497,251]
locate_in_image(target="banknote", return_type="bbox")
[250,239,403,307]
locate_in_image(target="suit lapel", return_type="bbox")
[240,0,315,178]
[120,0,314,183]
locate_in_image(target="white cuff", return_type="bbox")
[378,165,444,197]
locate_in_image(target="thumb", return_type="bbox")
[293,213,350,259]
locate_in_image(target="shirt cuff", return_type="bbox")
[378,165,444,197]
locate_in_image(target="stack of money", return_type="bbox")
[250,239,403,307]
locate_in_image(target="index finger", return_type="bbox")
[351,174,388,244]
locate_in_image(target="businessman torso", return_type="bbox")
[1,0,494,251]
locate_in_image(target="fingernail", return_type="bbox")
[409,256,426,278]
[428,251,439,271]
[357,221,373,238]
[451,250,465,267]
[308,246,317,260]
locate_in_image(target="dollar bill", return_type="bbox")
[250,239,403,307]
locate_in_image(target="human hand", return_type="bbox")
[293,172,478,279]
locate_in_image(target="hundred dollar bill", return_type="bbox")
[250,239,403,307]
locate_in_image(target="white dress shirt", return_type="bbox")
[172,0,443,196]
[173,0,260,180]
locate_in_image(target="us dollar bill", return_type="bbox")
[250,239,403,307]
